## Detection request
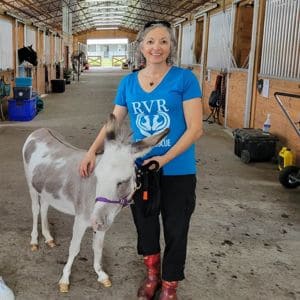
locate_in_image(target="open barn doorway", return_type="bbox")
[87,38,128,69]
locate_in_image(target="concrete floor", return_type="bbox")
[0,68,299,300]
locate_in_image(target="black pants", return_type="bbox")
[131,174,196,281]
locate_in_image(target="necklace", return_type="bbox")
[141,67,170,88]
[144,72,165,87]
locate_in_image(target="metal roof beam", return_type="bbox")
[127,5,183,19]
[0,0,58,29]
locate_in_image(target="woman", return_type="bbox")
[80,20,203,300]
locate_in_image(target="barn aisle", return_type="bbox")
[0,69,299,300]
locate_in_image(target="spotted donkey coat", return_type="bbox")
[22,114,168,293]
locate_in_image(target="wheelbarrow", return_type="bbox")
[274,92,300,188]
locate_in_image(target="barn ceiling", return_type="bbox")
[0,0,212,34]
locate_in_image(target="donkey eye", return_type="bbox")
[117,177,132,199]
[117,178,130,187]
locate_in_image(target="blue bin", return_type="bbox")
[8,98,36,121]
[15,77,32,87]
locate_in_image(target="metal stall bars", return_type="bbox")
[274,92,300,137]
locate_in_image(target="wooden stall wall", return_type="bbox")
[16,21,24,87]
[63,34,73,72]
[25,25,38,91]
[17,22,24,55]
[176,0,300,162]
[37,30,45,94]
[202,70,226,124]
[50,34,55,83]
[191,66,201,78]
[1,12,71,98]
[252,79,300,161]
[74,28,137,45]
[202,69,248,129]
[226,71,248,129]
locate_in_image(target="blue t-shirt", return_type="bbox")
[114,66,202,175]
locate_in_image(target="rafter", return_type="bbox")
[0,0,208,34]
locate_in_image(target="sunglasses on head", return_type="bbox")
[144,20,171,29]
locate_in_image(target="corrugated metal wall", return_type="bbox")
[260,0,300,80]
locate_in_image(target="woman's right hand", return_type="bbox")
[79,106,128,178]
[80,151,96,177]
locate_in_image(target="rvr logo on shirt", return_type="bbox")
[132,99,169,114]
[132,99,170,138]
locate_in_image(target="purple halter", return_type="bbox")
[95,196,131,207]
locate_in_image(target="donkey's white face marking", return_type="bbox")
[90,114,169,232]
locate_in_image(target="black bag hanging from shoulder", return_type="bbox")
[135,161,161,217]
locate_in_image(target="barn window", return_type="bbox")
[25,26,36,50]
[180,22,196,65]
[0,18,13,70]
[260,0,300,80]
[207,9,232,70]
[232,1,254,68]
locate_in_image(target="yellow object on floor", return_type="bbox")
[278,147,296,170]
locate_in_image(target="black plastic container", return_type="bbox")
[51,79,65,93]
[233,128,278,163]
[13,86,32,100]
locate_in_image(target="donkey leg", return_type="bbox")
[30,187,40,251]
[93,231,111,287]
[40,199,55,247]
[59,216,88,293]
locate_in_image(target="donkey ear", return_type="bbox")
[105,113,118,140]
[131,128,170,158]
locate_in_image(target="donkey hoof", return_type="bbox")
[46,240,56,248]
[31,244,38,251]
[99,278,112,288]
[59,283,69,293]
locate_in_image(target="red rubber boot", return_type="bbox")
[137,253,161,300]
[159,280,178,300]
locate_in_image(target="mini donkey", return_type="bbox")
[22,114,169,292]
